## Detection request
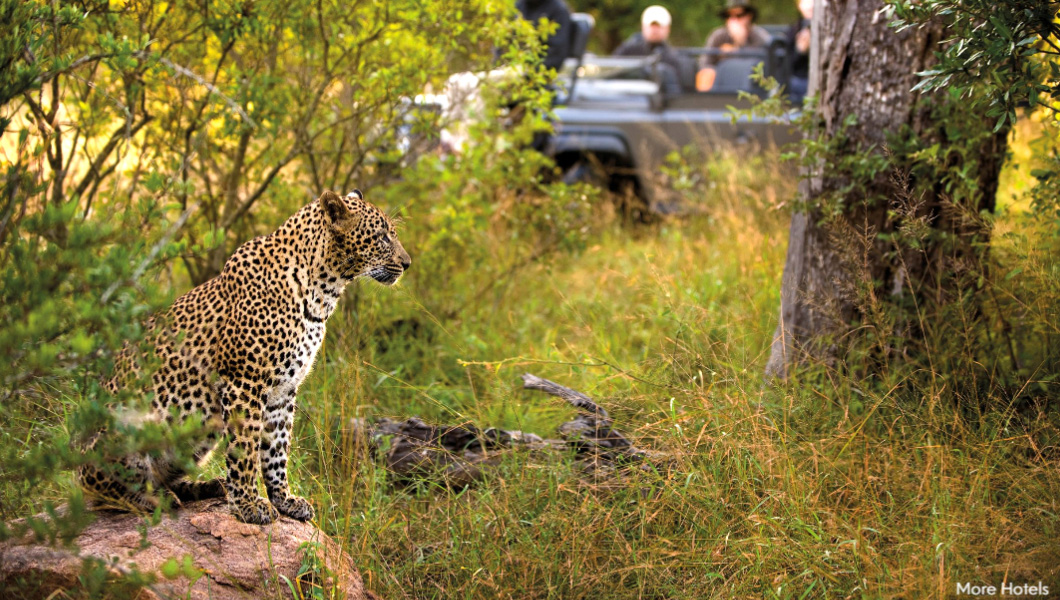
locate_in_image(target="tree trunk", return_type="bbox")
[765,0,1010,378]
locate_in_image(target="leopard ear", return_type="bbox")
[320,191,347,224]
[320,191,361,233]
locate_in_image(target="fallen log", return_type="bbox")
[354,373,661,486]
[520,372,649,462]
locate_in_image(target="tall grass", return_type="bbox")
[276,146,1059,598]
[4,140,1058,597]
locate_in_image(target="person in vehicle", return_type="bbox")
[613,5,684,95]
[517,0,573,73]
[696,0,771,91]
[785,0,813,101]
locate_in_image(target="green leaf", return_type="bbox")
[160,558,180,580]
[181,554,201,580]
[993,111,1008,133]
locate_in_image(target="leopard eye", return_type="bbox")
[381,233,391,245]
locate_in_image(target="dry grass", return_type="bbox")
[3,131,1056,598]
[278,145,1060,598]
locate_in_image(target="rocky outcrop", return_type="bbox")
[0,498,375,600]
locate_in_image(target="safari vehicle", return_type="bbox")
[551,14,800,211]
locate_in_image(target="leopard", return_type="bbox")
[77,190,410,524]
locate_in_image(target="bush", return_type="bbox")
[0,0,586,573]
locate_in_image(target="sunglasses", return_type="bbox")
[726,10,749,18]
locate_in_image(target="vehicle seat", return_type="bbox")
[568,13,594,62]
[711,57,764,95]
[674,54,699,93]
[564,13,595,97]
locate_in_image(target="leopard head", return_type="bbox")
[319,190,410,285]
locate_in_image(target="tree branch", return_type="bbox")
[101,204,196,304]
[220,151,297,229]
[72,116,153,201]
[157,57,258,128]
[520,373,609,418]
[32,53,112,87]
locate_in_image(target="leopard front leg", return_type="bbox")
[221,380,277,525]
[262,391,314,521]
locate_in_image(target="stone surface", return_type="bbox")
[0,498,375,600]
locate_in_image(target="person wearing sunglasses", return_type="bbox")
[696,0,771,91]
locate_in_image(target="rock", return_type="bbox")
[0,498,377,600]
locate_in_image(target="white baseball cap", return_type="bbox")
[641,5,672,27]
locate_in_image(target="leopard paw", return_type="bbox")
[231,496,278,525]
[274,495,315,521]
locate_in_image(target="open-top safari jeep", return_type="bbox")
[550,14,800,212]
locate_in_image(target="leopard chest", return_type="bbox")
[267,319,324,409]
[267,295,332,409]
[294,318,326,385]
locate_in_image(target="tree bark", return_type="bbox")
[765,0,1010,378]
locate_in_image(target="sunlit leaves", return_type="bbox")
[891,1,1060,223]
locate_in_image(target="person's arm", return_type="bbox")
[614,36,636,56]
[795,28,811,54]
[750,25,772,48]
[695,67,716,91]
[699,28,726,70]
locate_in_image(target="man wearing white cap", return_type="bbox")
[614,5,685,94]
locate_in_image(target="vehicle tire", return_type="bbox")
[611,177,656,224]
[562,157,655,224]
